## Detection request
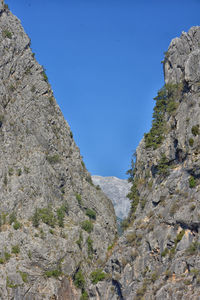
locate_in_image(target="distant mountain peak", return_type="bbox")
[92,175,131,219]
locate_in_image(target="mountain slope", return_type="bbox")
[88,27,200,299]
[92,175,131,219]
[0,2,116,299]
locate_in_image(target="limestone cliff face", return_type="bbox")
[0,2,116,299]
[90,27,200,299]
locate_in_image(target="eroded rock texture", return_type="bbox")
[0,2,116,299]
[89,27,200,299]
[1,1,200,299]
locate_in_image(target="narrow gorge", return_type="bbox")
[0,1,200,299]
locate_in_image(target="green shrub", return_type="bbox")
[4,252,11,261]
[12,245,20,254]
[33,204,68,228]
[189,138,194,147]
[13,221,22,230]
[151,272,158,283]
[6,277,17,288]
[0,257,5,264]
[8,168,14,176]
[191,125,199,136]
[46,154,60,164]
[161,248,169,257]
[80,291,89,300]
[90,269,106,284]
[39,228,45,239]
[175,230,185,244]
[189,176,196,188]
[17,169,22,176]
[74,270,85,289]
[157,154,170,176]
[2,29,12,39]
[162,230,185,258]
[38,206,56,227]
[186,241,200,255]
[166,101,179,114]
[85,208,96,220]
[56,205,66,227]
[87,236,93,257]
[81,220,93,233]
[76,193,82,206]
[45,269,62,278]
[19,271,28,283]
[107,242,115,251]
[190,268,200,276]
[42,68,48,82]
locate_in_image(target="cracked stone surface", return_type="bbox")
[91,26,200,300]
[0,2,116,299]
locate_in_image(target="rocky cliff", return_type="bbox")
[87,27,200,299]
[1,2,200,299]
[0,2,117,299]
[92,176,131,220]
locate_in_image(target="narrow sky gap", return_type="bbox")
[7,0,200,178]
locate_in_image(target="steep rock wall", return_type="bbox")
[0,2,116,299]
[91,27,200,300]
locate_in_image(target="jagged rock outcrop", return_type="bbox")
[89,27,200,299]
[92,175,131,219]
[0,2,116,299]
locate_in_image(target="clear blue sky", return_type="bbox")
[7,0,200,179]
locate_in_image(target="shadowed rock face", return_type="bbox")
[0,2,116,299]
[88,27,200,299]
[92,175,131,219]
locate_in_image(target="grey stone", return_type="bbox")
[97,26,200,300]
[0,2,116,299]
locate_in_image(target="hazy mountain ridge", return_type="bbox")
[92,175,131,219]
